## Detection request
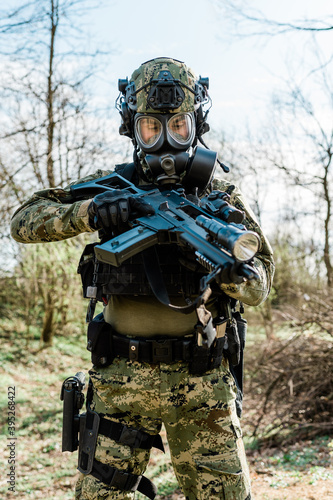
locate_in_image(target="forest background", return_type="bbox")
[0,0,332,498]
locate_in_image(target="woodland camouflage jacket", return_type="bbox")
[10,169,275,307]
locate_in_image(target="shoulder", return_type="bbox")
[212,177,249,214]
[67,169,113,189]
[212,176,274,257]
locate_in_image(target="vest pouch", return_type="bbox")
[87,313,113,367]
[229,311,247,418]
[234,311,247,350]
[78,243,99,299]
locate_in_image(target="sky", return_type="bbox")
[84,0,333,239]
[1,0,332,248]
[88,0,333,135]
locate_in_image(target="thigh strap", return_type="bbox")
[99,415,164,452]
[91,459,157,499]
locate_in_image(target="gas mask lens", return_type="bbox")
[167,113,193,144]
[135,113,194,150]
[136,116,162,147]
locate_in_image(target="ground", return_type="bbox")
[1,330,332,499]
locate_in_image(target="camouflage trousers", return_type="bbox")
[75,356,251,500]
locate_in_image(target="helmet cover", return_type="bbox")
[129,57,202,114]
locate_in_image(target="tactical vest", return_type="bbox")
[78,242,205,302]
[77,162,207,303]
[77,162,245,416]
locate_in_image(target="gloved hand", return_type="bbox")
[217,262,246,285]
[87,190,155,234]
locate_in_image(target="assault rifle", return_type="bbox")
[70,172,260,290]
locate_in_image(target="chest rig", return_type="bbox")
[78,242,203,300]
[77,161,208,306]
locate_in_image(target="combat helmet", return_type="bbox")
[117,57,210,144]
[116,57,218,189]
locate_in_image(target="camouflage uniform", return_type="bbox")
[75,358,250,500]
[11,58,274,500]
[11,169,272,499]
[10,170,274,309]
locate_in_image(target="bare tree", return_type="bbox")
[212,1,333,286]
[212,0,333,38]
[0,0,112,203]
[0,0,117,345]
[264,50,333,286]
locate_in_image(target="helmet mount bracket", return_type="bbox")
[147,71,185,110]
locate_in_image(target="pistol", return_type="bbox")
[60,372,86,452]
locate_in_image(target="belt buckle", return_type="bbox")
[147,339,173,363]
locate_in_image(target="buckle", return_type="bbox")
[147,339,173,363]
[95,461,116,485]
[119,425,139,448]
[112,468,141,491]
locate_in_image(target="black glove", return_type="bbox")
[87,190,155,234]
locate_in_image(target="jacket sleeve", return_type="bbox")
[212,178,275,307]
[10,169,111,244]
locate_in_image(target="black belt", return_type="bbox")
[112,333,193,363]
[87,318,225,374]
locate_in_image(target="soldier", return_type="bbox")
[11,57,274,500]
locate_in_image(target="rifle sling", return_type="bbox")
[142,246,202,315]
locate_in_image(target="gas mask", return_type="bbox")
[117,57,220,191]
[134,112,196,184]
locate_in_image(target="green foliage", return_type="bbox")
[4,235,90,345]
[268,437,332,470]
[268,230,317,307]
[245,226,325,337]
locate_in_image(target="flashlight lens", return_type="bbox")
[233,232,260,261]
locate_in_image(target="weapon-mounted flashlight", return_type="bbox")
[196,215,260,262]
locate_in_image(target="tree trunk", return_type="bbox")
[41,292,55,346]
[261,300,275,339]
[46,0,58,188]
[323,154,332,287]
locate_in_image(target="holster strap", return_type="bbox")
[91,459,157,499]
[99,416,164,452]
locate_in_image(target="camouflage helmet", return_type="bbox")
[129,57,208,113]
[117,57,210,138]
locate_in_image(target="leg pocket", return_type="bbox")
[193,438,251,500]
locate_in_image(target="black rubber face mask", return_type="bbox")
[134,112,195,184]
